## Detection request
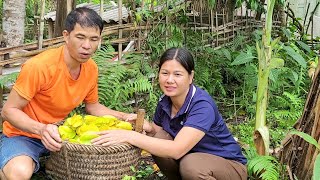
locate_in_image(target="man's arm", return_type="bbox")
[85,102,136,121]
[1,89,62,151]
[2,89,44,134]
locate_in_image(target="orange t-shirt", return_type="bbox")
[3,45,99,139]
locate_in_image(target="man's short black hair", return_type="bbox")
[64,7,103,34]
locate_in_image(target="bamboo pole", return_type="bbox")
[165,0,169,49]
[100,0,104,16]
[215,11,218,46]
[210,9,214,47]
[118,0,123,61]
[38,0,46,49]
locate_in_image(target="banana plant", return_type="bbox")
[254,0,284,155]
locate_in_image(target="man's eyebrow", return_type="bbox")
[75,33,86,36]
[74,33,100,38]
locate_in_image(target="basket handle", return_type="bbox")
[135,109,145,133]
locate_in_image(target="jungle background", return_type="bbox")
[0,0,319,179]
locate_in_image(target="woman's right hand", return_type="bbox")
[143,120,156,136]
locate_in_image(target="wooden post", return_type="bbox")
[55,0,76,37]
[67,0,73,14]
[135,109,145,133]
[0,41,8,74]
[55,0,68,37]
[48,20,54,39]
[33,1,39,41]
[118,0,123,61]
[0,41,5,128]
[38,0,46,49]
[100,0,104,16]
[200,0,203,26]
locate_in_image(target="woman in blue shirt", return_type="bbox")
[93,47,247,180]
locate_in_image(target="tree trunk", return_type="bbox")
[2,0,26,46]
[54,0,76,37]
[280,62,320,180]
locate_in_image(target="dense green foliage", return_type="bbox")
[70,42,160,119]
[1,0,320,179]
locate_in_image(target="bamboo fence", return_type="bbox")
[0,1,318,178]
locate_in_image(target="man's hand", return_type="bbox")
[40,124,62,152]
[122,113,137,122]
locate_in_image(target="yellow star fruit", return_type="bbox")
[79,131,99,145]
[58,125,76,140]
[115,121,133,130]
[76,123,99,136]
[65,114,84,130]
[83,115,97,124]
[59,114,134,145]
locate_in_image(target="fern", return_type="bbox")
[231,33,246,51]
[73,41,160,117]
[248,155,280,180]
[0,72,18,88]
[272,91,303,121]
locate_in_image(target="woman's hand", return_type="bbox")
[91,130,134,146]
[143,120,154,134]
[40,124,62,152]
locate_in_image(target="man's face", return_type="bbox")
[63,23,101,63]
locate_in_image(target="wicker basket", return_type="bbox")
[45,110,145,180]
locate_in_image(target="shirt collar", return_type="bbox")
[159,84,197,116]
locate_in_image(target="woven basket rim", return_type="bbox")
[61,140,136,152]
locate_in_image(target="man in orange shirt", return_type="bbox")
[0,7,136,180]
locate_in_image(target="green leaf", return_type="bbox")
[290,131,320,150]
[283,46,307,68]
[281,27,291,40]
[296,40,311,53]
[231,52,256,65]
[221,48,231,60]
[269,58,284,69]
[207,0,216,9]
[269,70,276,82]
[270,38,280,49]
[314,154,320,180]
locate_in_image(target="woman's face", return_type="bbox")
[159,59,194,98]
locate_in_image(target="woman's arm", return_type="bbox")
[92,126,205,160]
